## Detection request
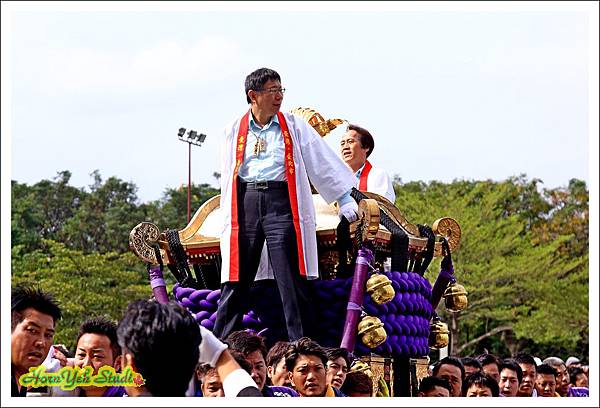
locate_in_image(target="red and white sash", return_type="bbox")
[228,111,306,281]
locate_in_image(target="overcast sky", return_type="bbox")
[3,2,598,206]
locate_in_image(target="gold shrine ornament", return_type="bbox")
[349,360,373,379]
[358,316,387,348]
[443,282,468,312]
[366,273,395,305]
[428,318,449,349]
[290,107,345,137]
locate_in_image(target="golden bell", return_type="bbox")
[358,316,387,348]
[443,282,468,312]
[366,273,395,305]
[350,360,373,379]
[428,318,449,349]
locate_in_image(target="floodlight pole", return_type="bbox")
[177,129,207,223]
[188,142,192,222]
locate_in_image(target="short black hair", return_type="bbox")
[462,372,500,397]
[325,347,351,368]
[285,337,327,371]
[569,367,585,386]
[245,68,281,104]
[432,356,465,380]
[536,363,558,377]
[347,124,375,157]
[500,359,523,383]
[117,300,201,396]
[477,353,501,372]
[418,375,452,395]
[11,286,62,330]
[340,371,372,396]
[196,363,217,381]
[266,341,291,368]
[76,317,121,361]
[225,330,268,360]
[461,357,482,370]
[513,352,537,368]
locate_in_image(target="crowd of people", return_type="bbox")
[11,285,590,398]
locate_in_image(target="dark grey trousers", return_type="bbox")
[213,181,313,341]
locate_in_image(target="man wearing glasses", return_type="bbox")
[214,67,358,342]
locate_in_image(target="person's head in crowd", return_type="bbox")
[74,317,122,396]
[11,286,62,379]
[569,366,588,388]
[285,337,328,397]
[463,372,500,397]
[225,330,268,391]
[196,364,224,397]
[499,359,523,397]
[229,349,253,374]
[418,376,452,397]
[340,124,375,173]
[117,300,201,397]
[340,370,373,397]
[514,353,537,397]
[325,347,350,390]
[477,353,502,383]
[461,357,482,378]
[565,356,581,369]
[432,356,465,397]
[266,341,292,387]
[543,357,569,397]
[535,363,558,397]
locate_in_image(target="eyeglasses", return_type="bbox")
[256,87,286,95]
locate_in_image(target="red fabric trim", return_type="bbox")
[358,160,372,192]
[229,111,250,282]
[277,112,307,278]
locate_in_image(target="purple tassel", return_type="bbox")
[430,267,455,310]
[148,266,169,304]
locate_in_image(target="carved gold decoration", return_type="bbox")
[357,355,394,397]
[360,191,419,236]
[428,318,449,349]
[350,360,373,379]
[357,198,380,242]
[432,217,461,257]
[411,357,431,388]
[443,282,468,312]
[129,222,161,264]
[366,273,395,305]
[290,107,345,137]
[358,316,387,348]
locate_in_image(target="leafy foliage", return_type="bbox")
[11,171,588,360]
[395,175,589,359]
[11,240,149,350]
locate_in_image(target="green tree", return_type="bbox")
[11,171,85,251]
[62,170,146,253]
[11,240,150,351]
[395,176,589,358]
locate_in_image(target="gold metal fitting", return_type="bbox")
[358,316,387,348]
[350,360,373,379]
[428,318,449,349]
[366,273,395,305]
[290,107,345,137]
[443,282,468,312]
